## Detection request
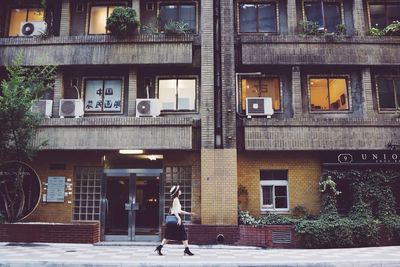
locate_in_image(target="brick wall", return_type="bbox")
[25,151,102,223]
[237,151,322,216]
[236,225,299,248]
[201,149,238,225]
[0,222,100,243]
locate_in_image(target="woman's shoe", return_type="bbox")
[184,247,194,256]
[154,245,163,256]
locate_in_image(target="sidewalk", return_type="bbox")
[0,242,399,267]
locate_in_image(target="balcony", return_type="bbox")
[240,36,400,65]
[0,35,194,66]
[34,117,196,150]
[243,117,400,150]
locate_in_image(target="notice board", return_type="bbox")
[47,176,65,202]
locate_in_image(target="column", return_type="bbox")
[287,0,298,35]
[361,67,375,117]
[292,66,303,117]
[127,67,137,117]
[353,0,366,36]
[52,69,63,117]
[59,0,70,36]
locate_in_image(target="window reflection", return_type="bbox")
[89,6,118,34]
[239,3,277,33]
[158,78,196,111]
[309,78,349,111]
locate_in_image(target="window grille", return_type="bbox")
[73,167,102,221]
[163,166,192,221]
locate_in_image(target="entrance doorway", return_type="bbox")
[101,169,163,241]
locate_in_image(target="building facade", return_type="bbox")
[0,0,399,242]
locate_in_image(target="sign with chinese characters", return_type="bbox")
[323,151,400,165]
[84,79,122,112]
[47,176,65,202]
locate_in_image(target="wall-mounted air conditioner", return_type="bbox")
[246,97,274,118]
[32,100,53,118]
[20,21,47,37]
[136,99,160,117]
[59,99,84,118]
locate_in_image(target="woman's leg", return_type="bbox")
[182,240,189,247]
[161,238,168,246]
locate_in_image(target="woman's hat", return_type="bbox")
[170,185,180,195]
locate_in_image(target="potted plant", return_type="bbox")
[106,7,139,37]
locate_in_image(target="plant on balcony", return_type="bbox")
[299,21,347,41]
[0,53,56,223]
[106,7,139,37]
[368,21,400,37]
[162,20,190,35]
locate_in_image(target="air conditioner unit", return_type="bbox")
[246,97,274,117]
[136,99,161,117]
[20,21,47,37]
[32,100,53,118]
[59,99,84,118]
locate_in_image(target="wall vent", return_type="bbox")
[272,231,291,244]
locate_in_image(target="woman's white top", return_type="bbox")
[170,197,182,215]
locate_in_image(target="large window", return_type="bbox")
[376,77,400,111]
[89,5,118,34]
[158,78,196,111]
[369,3,400,29]
[84,78,123,113]
[239,2,277,33]
[8,8,45,36]
[309,77,349,111]
[260,170,289,212]
[240,77,281,112]
[304,1,342,32]
[159,4,197,33]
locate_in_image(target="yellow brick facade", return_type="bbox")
[201,149,238,225]
[237,151,322,217]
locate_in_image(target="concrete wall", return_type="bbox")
[237,151,322,217]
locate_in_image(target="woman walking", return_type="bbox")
[155,185,194,256]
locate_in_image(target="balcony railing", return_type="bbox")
[0,34,194,66]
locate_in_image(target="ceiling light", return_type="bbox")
[119,149,144,154]
[147,155,157,161]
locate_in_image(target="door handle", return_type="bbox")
[124,202,139,211]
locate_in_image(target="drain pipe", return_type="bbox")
[214,0,222,148]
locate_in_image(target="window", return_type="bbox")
[240,77,281,112]
[304,1,341,32]
[239,3,277,33]
[89,5,119,34]
[8,8,45,36]
[164,166,192,221]
[369,3,400,29]
[376,77,400,111]
[159,4,196,33]
[309,77,349,111]
[84,79,123,113]
[260,170,288,211]
[158,78,196,111]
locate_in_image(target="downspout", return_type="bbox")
[214,0,222,148]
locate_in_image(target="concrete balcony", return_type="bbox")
[243,118,400,151]
[34,117,197,150]
[0,35,194,66]
[240,36,400,65]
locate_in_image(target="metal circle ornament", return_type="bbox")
[0,162,42,222]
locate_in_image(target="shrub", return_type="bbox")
[106,7,139,37]
[381,215,400,243]
[383,21,400,36]
[238,210,294,227]
[163,20,190,35]
[298,20,324,37]
[292,205,308,219]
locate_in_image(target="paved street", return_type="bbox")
[0,243,399,267]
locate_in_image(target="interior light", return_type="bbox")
[147,155,157,161]
[119,150,144,154]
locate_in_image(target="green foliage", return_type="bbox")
[298,21,347,40]
[0,53,56,222]
[381,215,400,243]
[367,27,384,37]
[368,21,400,36]
[106,7,139,37]
[291,205,308,218]
[238,210,294,227]
[163,20,190,35]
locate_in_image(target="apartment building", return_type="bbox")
[0,0,399,243]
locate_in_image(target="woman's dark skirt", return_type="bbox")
[165,222,188,241]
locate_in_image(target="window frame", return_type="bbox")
[157,1,199,34]
[237,1,279,34]
[156,75,199,113]
[367,1,400,29]
[82,76,125,115]
[302,0,344,32]
[87,3,126,35]
[375,75,400,112]
[238,75,283,114]
[260,180,289,212]
[7,6,46,37]
[307,75,352,113]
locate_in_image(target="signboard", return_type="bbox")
[47,176,65,202]
[323,151,400,165]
